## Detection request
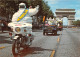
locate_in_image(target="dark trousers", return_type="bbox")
[1,27,4,32]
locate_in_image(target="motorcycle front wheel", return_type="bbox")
[12,40,21,55]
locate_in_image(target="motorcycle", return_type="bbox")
[8,22,34,55]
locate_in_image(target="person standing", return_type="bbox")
[1,21,4,32]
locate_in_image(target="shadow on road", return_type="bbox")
[13,47,53,57]
[32,30,43,32]
[0,36,12,44]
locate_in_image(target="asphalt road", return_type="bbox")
[55,28,80,57]
[0,28,80,57]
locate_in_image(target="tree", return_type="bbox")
[0,0,54,22]
[73,20,80,26]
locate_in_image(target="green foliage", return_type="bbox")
[0,0,18,18]
[0,0,54,21]
[73,20,80,26]
[27,0,54,17]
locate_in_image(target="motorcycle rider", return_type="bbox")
[11,3,39,45]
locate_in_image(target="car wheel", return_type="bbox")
[54,31,57,35]
[43,31,45,35]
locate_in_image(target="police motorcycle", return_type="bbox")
[8,3,39,55]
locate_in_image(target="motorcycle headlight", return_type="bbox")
[15,27,21,32]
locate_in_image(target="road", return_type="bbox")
[0,28,80,57]
[55,28,80,57]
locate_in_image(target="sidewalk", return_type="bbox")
[0,30,9,35]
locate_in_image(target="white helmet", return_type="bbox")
[19,3,26,9]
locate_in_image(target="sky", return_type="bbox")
[63,17,68,25]
[44,0,80,25]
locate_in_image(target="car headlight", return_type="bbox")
[15,27,21,32]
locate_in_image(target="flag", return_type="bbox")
[43,16,45,22]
